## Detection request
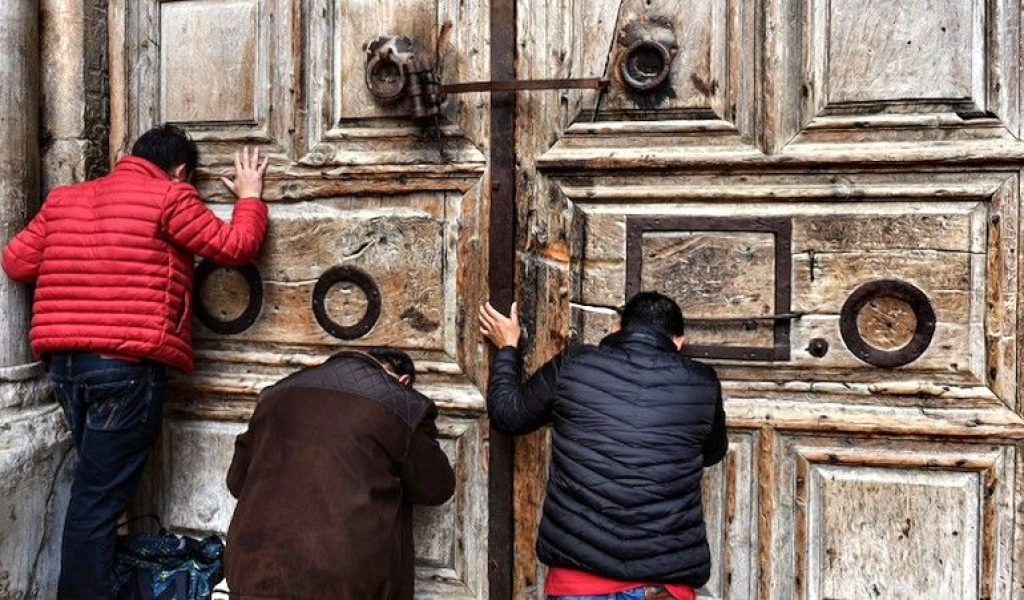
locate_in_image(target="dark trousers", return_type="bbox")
[49,353,167,600]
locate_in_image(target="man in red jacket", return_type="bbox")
[2,124,270,599]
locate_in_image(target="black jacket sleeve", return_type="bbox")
[400,403,456,506]
[487,346,565,435]
[702,379,728,467]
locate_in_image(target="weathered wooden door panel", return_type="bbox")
[781,0,1021,148]
[299,0,489,166]
[565,173,1018,396]
[515,0,1024,598]
[769,436,1017,600]
[700,432,758,600]
[529,0,1020,166]
[112,0,495,597]
[113,0,1024,596]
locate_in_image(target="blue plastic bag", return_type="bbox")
[112,530,224,600]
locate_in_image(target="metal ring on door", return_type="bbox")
[193,261,264,335]
[620,39,674,92]
[839,279,936,368]
[312,266,382,340]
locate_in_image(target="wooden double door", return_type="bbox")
[112,0,1024,598]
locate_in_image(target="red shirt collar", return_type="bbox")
[114,156,172,181]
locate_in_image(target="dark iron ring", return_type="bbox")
[366,50,408,103]
[620,39,674,92]
[193,261,264,335]
[839,279,936,368]
[312,266,382,340]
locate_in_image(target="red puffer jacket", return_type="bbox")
[2,157,269,373]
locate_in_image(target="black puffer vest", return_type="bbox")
[536,326,721,586]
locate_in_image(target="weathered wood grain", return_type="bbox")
[198,268,252,323]
[986,177,1019,408]
[336,0,438,120]
[781,438,1014,600]
[758,426,779,600]
[162,419,244,534]
[791,251,972,321]
[640,230,777,347]
[194,203,450,351]
[160,1,258,124]
[790,316,972,374]
[300,0,490,170]
[700,432,757,599]
[98,0,1024,597]
[792,212,972,253]
[825,0,974,104]
[117,0,296,168]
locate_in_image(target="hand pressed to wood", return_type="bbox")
[220,146,270,199]
[479,301,521,349]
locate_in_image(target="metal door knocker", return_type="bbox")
[365,36,417,103]
[617,17,678,92]
[365,35,443,118]
[363,35,607,158]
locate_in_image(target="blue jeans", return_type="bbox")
[550,589,647,600]
[50,353,167,600]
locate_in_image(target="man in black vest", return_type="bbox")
[479,292,727,600]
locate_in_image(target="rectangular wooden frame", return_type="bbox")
[625,216,793,361]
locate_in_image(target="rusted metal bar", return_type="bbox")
[688,312,805,324]
[487,0,516,597]
[442,77,608,94]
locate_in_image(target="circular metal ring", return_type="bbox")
[193,261,264,335]
[365,52,407,103]
[312,266,382,340]
[620,39,674,92]
[839,279,936,368]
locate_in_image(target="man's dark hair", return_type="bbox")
[131,124,199,176]
[367,347,416,386]
[620,291,686,337]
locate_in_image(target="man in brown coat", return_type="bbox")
[224,348,455,599]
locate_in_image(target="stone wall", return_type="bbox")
[41,0,109,191]
[0,1,108,597]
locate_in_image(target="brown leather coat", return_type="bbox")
[224,353,455,599]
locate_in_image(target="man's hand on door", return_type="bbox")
[479,301,521,349]
[221,146,270,199]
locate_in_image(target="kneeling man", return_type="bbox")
[224,348,455,600]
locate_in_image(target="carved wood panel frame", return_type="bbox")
[561,171,1019,407]
[298,0,490,169]
[117,0,295,154]
[625,216,793,361]
[775,437,1016,600]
